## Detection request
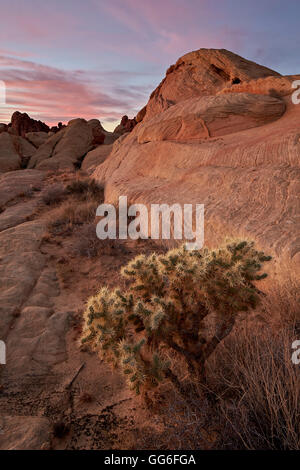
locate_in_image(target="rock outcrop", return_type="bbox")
[0,133,36,172]
[28,119,94,170]
[82,144,113,173]
[0,169,45,206]
[114,115,136,135]
[50,122,66,133]
[8,111,50,137]
[87,119,106,145]
[93,49,300,271]
[137,93,285,143]
[25,131,49,148]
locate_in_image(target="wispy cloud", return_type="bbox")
[0,55,153,127]
[0,0,299,127]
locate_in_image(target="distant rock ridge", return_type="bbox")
[8,111,50,137]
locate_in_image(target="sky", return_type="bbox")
[0,0,299,131]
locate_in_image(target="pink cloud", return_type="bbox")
[0,55,149,126]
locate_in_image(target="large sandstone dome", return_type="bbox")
[93,48,300,270]
[138,48,281,122]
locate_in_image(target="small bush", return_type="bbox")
[41,183,66,205]
[48,201,98,235]
[72,223,119,258]
[81,240,271,397]
[66,178,104,201]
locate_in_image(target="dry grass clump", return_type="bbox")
[208,324,300,450]
[71,223,117,258]
[66,178,104,202]
[41,183,66,205]
[48,200,98,235]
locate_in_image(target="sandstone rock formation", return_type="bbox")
[137,93,285,143]
[8,111,50,137]
[0,48,299,450]
[0,132,21,171]
[114,115,136,135]
[0,133,37,172]
[93,49,300,271]
[0,416,50,450]
[25,131,49,148]
[0,169,45,206]
[138,48,280,122]
[82,144,113,173]
[87,119,106,145]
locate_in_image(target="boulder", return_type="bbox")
[0,416,50,450]
[0,132,21,172]
[82,144,113,173]
[114,115,136,135]
[12,135,37,167]
[25,131,49,148]
[50,121,66,133]
[0,169,45,206]
[0,123,7,133]
[28,118,95,171]
[0,220,46,338]
[0,133,37,172]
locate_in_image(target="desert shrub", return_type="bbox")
[48,200,98,235]
[81,240,271,396]
[72,223,117,258]
[41,183,66,205]
[66,178,104,201]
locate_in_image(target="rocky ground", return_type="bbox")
[0,169,171,450]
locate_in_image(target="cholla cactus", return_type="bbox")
[81,240,271,395]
